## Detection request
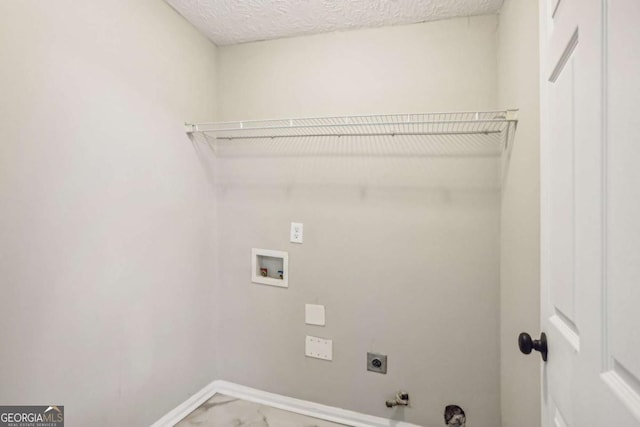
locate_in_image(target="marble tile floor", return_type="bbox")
[175,393,349,427]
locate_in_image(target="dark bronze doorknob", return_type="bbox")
[518,332,548,362]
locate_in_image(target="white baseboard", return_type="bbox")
[150,380,425,427]
[150,380,220,427]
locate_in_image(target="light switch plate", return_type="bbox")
[290,222,303,243]
[305,304,325,326]
[305,336,332,361]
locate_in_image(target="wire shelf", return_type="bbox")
[185,110,518,156]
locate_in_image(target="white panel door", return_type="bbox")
[540,0,640,426]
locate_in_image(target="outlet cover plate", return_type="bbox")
[367,352,387,374]
[290,222,303,244]
[305,336,332,361]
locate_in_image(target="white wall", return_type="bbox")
[497,1,541,427]
[215,16,501,427]
[217,16,498,119]
[0,1,218,425]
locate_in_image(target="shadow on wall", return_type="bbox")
[218,139,498,208]
[188,133,502,206]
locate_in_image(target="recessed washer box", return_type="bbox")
[251,248,288,288]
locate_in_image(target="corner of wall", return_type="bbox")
[497,1,542,427]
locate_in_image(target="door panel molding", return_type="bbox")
[600,1,640,422]
[549,28,579,83]
[600,0,610,374]
[553,408,569,427]
[550,310,580,351]
[601,360,640,422]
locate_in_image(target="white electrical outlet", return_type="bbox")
[305,336,332,361]
[290,222,303,243]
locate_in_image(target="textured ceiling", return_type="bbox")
[166,0,504,46]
